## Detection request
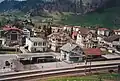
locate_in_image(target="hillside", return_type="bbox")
[0,0,20,12]
[60,7,120,28]
[12,0,108,15]
[0,0,120,28]
[60,0,120,28]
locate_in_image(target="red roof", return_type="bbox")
[3,27,22,32]
[98,28,108,31]
[84,48,101,56]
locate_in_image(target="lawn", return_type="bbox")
[43,73,120,81]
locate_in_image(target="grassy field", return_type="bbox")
[43,73,120,81]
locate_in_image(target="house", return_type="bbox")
[97,28,110,36]
[51,26,63,33]
[0,30,5,38]
[26,37,48,52]
[3,27,23,46]
[73,26,81,32]
[0,30,5,46]
[76,28,98,48]
[63,25,73,36]
[114,29,120,35]
[104,35,120,51]
[48,32,71,52]
[60,43,83,62]
[22,28,31,45]
[84,48,102,58]
[22,28,30,38]
[32,27,46,38]
[0,38,5,47]
[97,35,106,46]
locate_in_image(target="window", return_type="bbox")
[43,42,46,46]
[38,42,42,46]
[11,34,17,40]
[34,42,37,46]
[7,36,10,39]
[12,31,17,33]
[52,39,55,41]
[57,39,61,42]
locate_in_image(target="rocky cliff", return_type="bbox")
[0,0,119,15]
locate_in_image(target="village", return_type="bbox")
[0,21,120,74]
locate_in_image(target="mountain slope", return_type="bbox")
[0,0,120,28]
[0,0,20,12]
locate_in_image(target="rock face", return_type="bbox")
[13,0,109,14]
[0,0,119,15]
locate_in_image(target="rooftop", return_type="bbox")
[114,29,120,32]
[102,54,120,59]
[28,37,45,42]
[60,43,77,52]
[98,28,109,31]
[48,32,70,39]
[3,27,22,32]
[84,48,101,56]
[104,35,120,42]
[79,27,90,36]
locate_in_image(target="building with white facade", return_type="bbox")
[22,28,30,38]
[0,38,5,46]
[97,28,110,36]
[26,37,48,52]
[114,29,120,35]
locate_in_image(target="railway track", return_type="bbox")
[0,63,119,81]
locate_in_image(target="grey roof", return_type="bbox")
[104,35,120,42]
[60,43,77,52]
[29,37,44,42]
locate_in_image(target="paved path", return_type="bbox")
[0,53,120,74]
[23,59,120,71]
